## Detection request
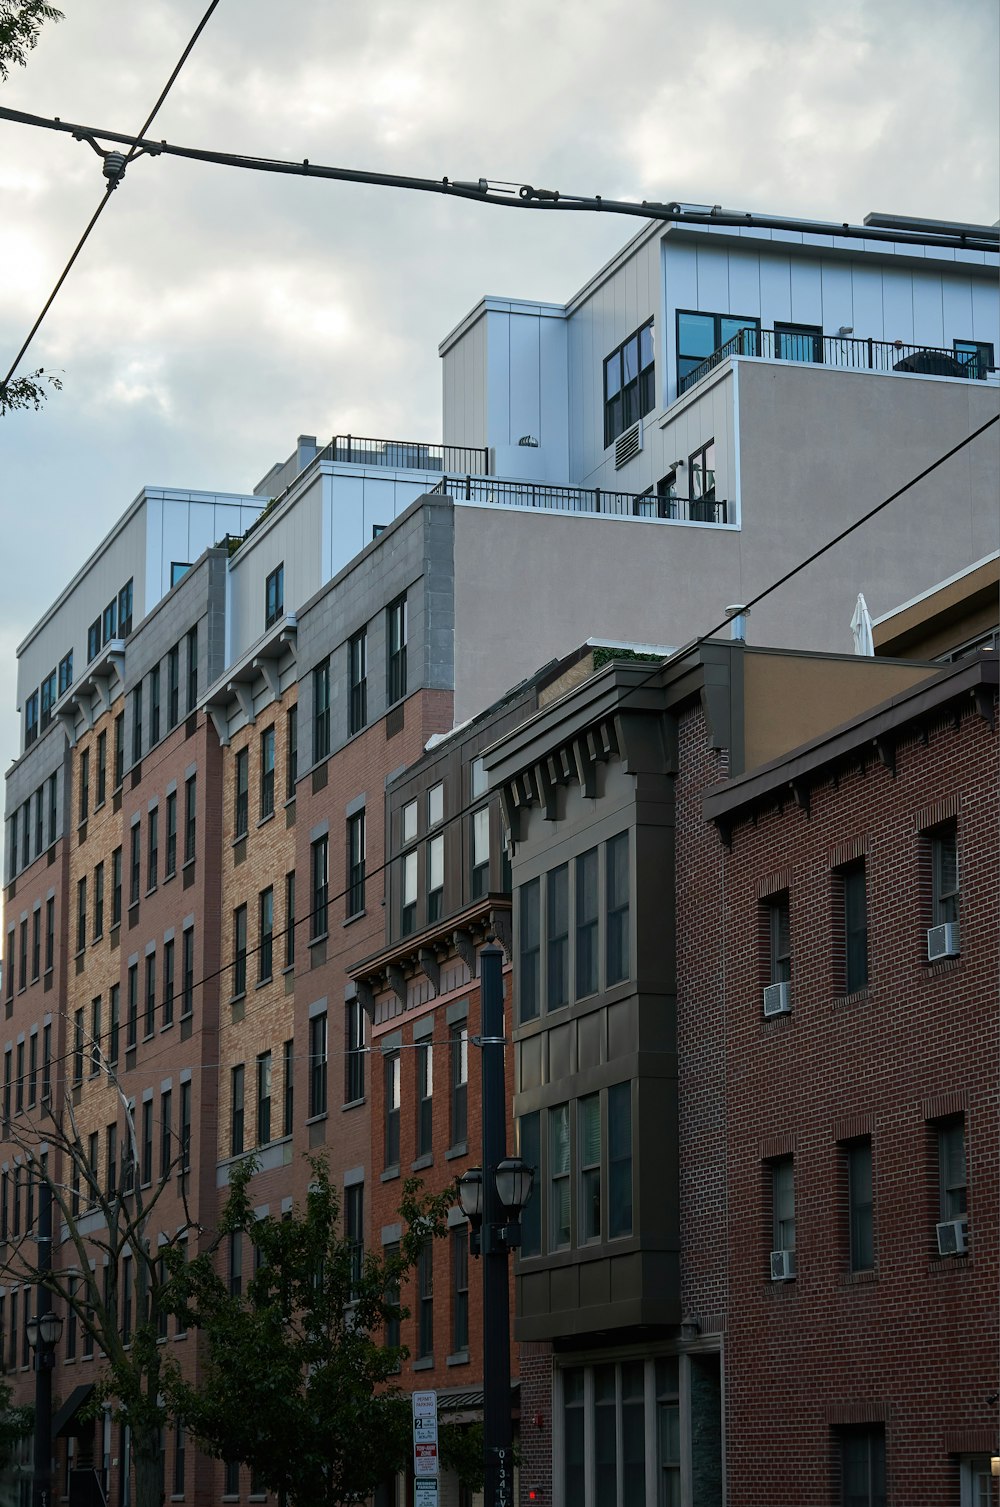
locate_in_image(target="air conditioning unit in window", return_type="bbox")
[936,1218,968,1257]
[770,1248,796,1281]
[614,421,643,470]
[762,981,792,1017]
[927,922,960,961]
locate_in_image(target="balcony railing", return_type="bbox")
[681,329,995,393]
[431,475,729,523]
[325,435,490,474]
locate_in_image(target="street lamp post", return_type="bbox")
[458,942,534,1507]
[27,1179,63,1507]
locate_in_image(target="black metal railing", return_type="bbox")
[681,329,995,393]
[326,435,490,474]
[430,475,729,523]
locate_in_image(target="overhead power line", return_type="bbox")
[1,1,221,393]
[2,102,1000,253]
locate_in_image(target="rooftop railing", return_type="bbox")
[681,329,995,394]
[431,474,729,524]
[326,435,490,474]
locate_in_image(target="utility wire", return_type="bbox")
[1,1,221,392]
[9,412,994,1099]
[2,103,999,254]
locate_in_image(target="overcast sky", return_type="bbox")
[1,0,998,870]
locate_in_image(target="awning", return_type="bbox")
[53,1383,96,1438]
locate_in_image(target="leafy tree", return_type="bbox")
[0,1,63,82]
[0,368,63,415]
[0,1381,32,1471]
[165,1155,479,1505]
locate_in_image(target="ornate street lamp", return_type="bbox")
[27,1180,63,1507]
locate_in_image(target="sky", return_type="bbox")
[0,0,998,876]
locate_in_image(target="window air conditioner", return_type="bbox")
[770,1249,796,1281]
[762,981,792,1017]
[927,922,960,961]
[936,1218,968,1257]
[614,421,643,470]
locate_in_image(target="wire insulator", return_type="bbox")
[102,151,128,186]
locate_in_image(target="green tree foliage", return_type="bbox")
[165,1156,475,1505]
[0,368,63,415]
[0,1382,32,1471]
[0,2,63,82]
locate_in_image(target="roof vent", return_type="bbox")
[614,421,643,470]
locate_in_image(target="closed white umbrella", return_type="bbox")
[851,593,875,656]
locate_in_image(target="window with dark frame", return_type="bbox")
[400,849,417,937]
[186,625,198,713]
[349,628,368,734]
[767,892,791,984]
[230,1064,245,1156]
[311,835,329,939]
[313,660,331,763]
[549,1103,570,1250]
[165,791,177,877]
[687,439,718,521]
[578,1094,601,1243]
[259,725,275,819]
[771,1156,796,1267]
[930,823,959,927]
[131,685,143,766]
[144,952,156,1038]
[163,938,174,1027]
[285,870,296,968]
[416,1242,433,1359]
[345,1182,363,1300]
[450,1023,468,1147]
[112,847,122,927]
[147,807,158,891]
[519,878,540,1023]
[345,999,365,1103]
[605,832,630,986]
[575,848,599,999]
[452,1227,469,1354]
[775,321,823,362]
[846,1137,874,1272]
[283,1038,294,1135]
[308,1012,328,1118]
[837,1424,886,1507]
[129,824,141,908]
[548,863,569,1010]
[386,595,407,705]
[167,645,179,729]
[285,705,298,798]
[265,563,284,629]
[180,1080,192,1171]
[93,861,104,939]
[384,1051,401,1168]
[677,309,760,392]
[607,1082,633,1239]
[114,712,124,788]
[471,807,489,899]
[118,579,133,638]
[840,861,869,993]
[347,810,366,917]
[603,319,655,447]
[427,833,444,922]
[149,665,160,745]
[181,927,194,1018]
[79,748,90,824]
[937,1117,967,1225]
[233,905,247,996]
[96,730,107,806]
[953,338,994,379]
[416,1040,433,1159]
[141,1099,154,1186]
[40,670,56,733]
[258,887,274,982]
[234,748,249,838]
[184,775,196,863]
[256,1051,272,1147]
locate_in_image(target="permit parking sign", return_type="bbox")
[412,1390,439,1478]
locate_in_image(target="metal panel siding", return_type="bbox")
[910,272,945,348]
[508,314,542,448]
[727,251,762,322]
[820,260,855,331]
[849,264,885,340]
[758,256,793,324]
[970,277,1000,343]
[940,277,975,343]
[694,246,730,314]
[441,313,487,449]
[789,259,823,326]
[881,269,915,343]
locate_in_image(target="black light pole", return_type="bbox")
[27,1178,62,1507]
[458,943,534,1507]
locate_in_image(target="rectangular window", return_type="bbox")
[775,321,823,362]
[384,1052,401,1168]
[149,665,160,745]
[112,846,122,926]
[608,1082,633,1239]
[180,1080,192,1172]
[416,1242,433,1359]
[309,1012,328,1117]
[348,629,367,734]
[165,791,177,877]
[930,823,959,927]
[846,1138,874,1272]
[25,691,39,747]
[34,787,43,857]
[841,862,869,993]
[549,1103,570,1250]
[127,823,140,908]
[386,595,408,705]
[18,919,27,991]
[345,999,365,1104]
[259,725,275,819]
[347,810,366,917]
[31,907,40,980]
[401,849,418,937]
[113,711,124,788]
[283,1038,294,1135]
[575,848,599,999]
[345,1182,363,1299]
[108,985,120,1066]
[5,931,13,999]
[416,1040,433,1158]
[258,887,273,982]
[73,1008,85,1083]
[548,864,569,1010]
[76,875,87,953]
[688,438,718,521]
[677,309,760,392]
[471,807,489,899]
[452,1227,469,1353]
[519,878,540,1023]
[427,834,444,923]
[47,772,58,845]
[578,1094,601,1243]
[937,1118,967,1223]
[40,669,56,733]
[118,579,133,638]
[768,893,791,984]
[311,835,329,939]
[285,705,297,799]
[141,1098,153,1185]
[131,685,143,766]
[230,1064,245,1156]
[771,1156,796,1266]
[186,625,198,713]
[147,807,158,891]
[838,1425,886,1507]
[233,905,247,996]
[88,620,100,662]
[126,964,138,1049]
[234,748,249,838]
[256,1051,272,1147]
[79,749,90,824]
[95,731,107,806]
[181,927,194,1018]
[606,832,630,986]
[313,660,331,763]
[28,1030,38,1103]
[93,861,104,939]
[265,563,284,629]
[144,952,156,1038]
[285,870,296,968]
[184,775,196,863]
[603,318,655,446]
[167,645,180,729]
[953,338,994,380]
[162,938,175,1027]
[106,1122,117,1196]
[58,649,73,695]
[450,1024,468,1147]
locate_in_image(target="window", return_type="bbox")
[108,986,119,1066]
[846,1138,874,1272]
[311,836,329,939]
[34,787,43,858]
[837,1425,886,1507]
[839,862,869,993]
[386,595,407,704]
[402,799,417,844]
[578,1095,601,1243]
[73,1008,85,1083]
[180,1080,192,1172]
[141,1099,153,1185]
[345,1182,363,1299]
[549,1103,570,1249]
[234,749,249,838]
[283,1038,294,1135]
[608,1082,633,1239]
[151,666,161,746]
[771,1157,796,1267]
[224,1460,240,1496]
[129,823,141,907]
[111,847,122,927]
[605,832,630,986]
[575,849,599,999]
[47,772,58,845]
[181,927,194,1018]
[345,999,365,1103]
[106,1123,117,1196]
[230,1065,245,1156]
[76,876,87,953]
[285,870,296,968]
[28,1031,38,1102]
[688,439,718,521]
[347,810,366,917]
[184,775,196,863]
[186,625,198,713]
[144,952,156,1038]
[31,908,40,980]
[416,1242,433,1359]
[170,561,191,587]
[561,1356,674,1506]
[256,1051,272,1146]
[126,964,138,1050]
[40,669,56,732]
[165,791,177,877]
[416,1040,433,1158]
[401,849,417,936]
[118,579,133,638]
[265,563,284,628]
[930,823,959,927]
[258,887,274,982]
[384,1051,401,1168]
[519,878,540,1023]
[167,645,179,729]
[131,685,143,765]
[313,660,331,763]
[348,629,367,734]
[471,807,489,899]
[603,319,655,447]
[88,620,101,662]
[452,1227,469,1353]
[427,834,444,923]
[147,808,158,891]
[259,726,275,819]
[449,1023,468,1147]
[953,339,994,379]
[775,321,823,362]
[93,861,104,939]
[767,893,791,984]
[24,690,39,747]
[233,905,247,996]
[677,309,760,392]
[285,705,297,798]
[427,781,444,827]
[79,749,90,824]
[58,650,73,695]
[309,1012,327,1117]
[96,731,107,806]
[937,1118,967,1224]
[163,938,175,1027]
[548,863,569,1009]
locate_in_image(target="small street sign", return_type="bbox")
[414,1480,439,1506]
[412,1389,440,1481]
